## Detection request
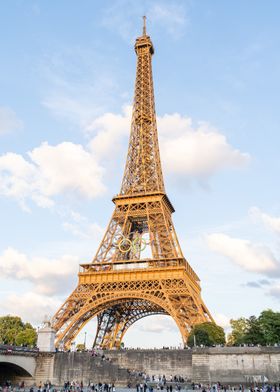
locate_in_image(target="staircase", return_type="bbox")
[35,353,55,385]
[52,352,143,386]
[192,352,210,384]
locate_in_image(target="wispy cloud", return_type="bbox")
[267,284,280,299]
[0,292,61,325]
[249,206,280,235]
[101,0,188,42]
[244,279,271,288]
[0,247,78,295]
[62,210,104,240]
[206,233,280,276]
[43,95,102,130]
[206,208,280,295]
[148,2,188,38]
[41,47,120,129]
[0,106,23,135]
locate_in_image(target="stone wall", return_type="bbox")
[104,349,193,380]
[49,350,193,386]
[35,353,55,385]
[192,347,280,385]
[3,347,280,386]
[52,352,138,386]
[43,348,280,386]
[105,347,280,385]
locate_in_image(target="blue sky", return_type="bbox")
[0,0,280,348]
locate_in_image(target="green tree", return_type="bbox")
[227,318,248,346]
[15,329,37,346]
[187,322,225,347]
[0,315,37,346]
[76,343,85,351]
[259,309,280,345]
[244,316,264,345]
[228,310,280,346]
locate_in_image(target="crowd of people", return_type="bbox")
[143,375,186,384]
[193,384,280,392]
[1,382,280,392]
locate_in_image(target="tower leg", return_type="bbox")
[52,275,214,350]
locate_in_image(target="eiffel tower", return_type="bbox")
[52,18,213,350]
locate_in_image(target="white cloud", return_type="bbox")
[29,142,105,198]
[206,233,279,275]
[0,292,61,325]
[159,115,250,177]
[87,107,249,179]
[0,247,78,295]
[87,105,131,160]
[0,141,106,209]
[0,107,249,209]
[249,207,280,235]
[135,315,178,333]
[0,106,22,135]
[213,313,231,329]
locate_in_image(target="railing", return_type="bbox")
[0,343,39,354]
[80,258,186,273]
[79,258,199,287]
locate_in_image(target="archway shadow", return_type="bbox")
[0,362,33,384]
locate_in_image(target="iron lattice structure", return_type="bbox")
[52,20,214,350]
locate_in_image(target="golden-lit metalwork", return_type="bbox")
[52,18,214,350]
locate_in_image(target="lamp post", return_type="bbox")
[84,331,87,349]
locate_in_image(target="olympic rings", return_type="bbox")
[133,236,147,252]
[114,234,148,254]
[118,237,132,253]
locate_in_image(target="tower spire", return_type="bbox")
[143,15,147,36]
[120,17,164,195]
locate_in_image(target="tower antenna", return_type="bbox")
[143,15,147,36]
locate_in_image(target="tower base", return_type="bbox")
[52,259,213,349]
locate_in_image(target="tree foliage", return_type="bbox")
[227,317,248,346]
[76,343,85,351]
[0,315,37,346]
[228,309,280,346]
[187,322,225,347]
[259,310,280,345]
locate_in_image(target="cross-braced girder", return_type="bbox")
[52,20,214,350]
[94,299,165,349]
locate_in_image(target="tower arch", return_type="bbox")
[55,292,187,349]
